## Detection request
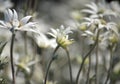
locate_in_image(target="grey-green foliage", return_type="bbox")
[0,78,7,84]
[0,42,8,70]
[0,42,7,55]
[0,42,8,84]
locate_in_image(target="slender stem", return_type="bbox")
[10,33,16,84]
[103,54,107,72]
[104,46,113,84]
[86,51,91,84]
[44,45,60,84]
[24,32,28,55]
[95,41,99,84]
[75,41,96,84]
[65,48,73,84]
[29,39,37,78]
[33,0,38,12]
[76,30,100,84]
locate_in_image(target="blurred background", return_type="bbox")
[0,0,120,84]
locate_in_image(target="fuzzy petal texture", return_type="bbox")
[20,16,32,26]
[15,22,38,33]
[13,9,18,20]
[0,20,6,27]
[4,9,13,22]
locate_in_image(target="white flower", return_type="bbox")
[48,25,74,48]
[83,17,101,27]
[81,2,117,18]
[34,33,57,48]
[0,9,37,33]
[81,2,98,15]
[80,17,119,46]
[15,55,39,74]
[82,17,118,34]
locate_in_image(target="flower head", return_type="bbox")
[15,55,39,74]
[81,2,117,18]
[48,25,74,48]
[80,17,119,47]
[34,33,57,48]
[0,9,37,33]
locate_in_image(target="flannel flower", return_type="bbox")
[48,25,74,49]
[34,32,57,48]
[0,9,37,33]
[81,17,119,36]
[80,17,119,46]
[15,55,39,74]
[81,2,117,18]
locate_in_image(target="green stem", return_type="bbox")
[104,46,113,84]
[95,40,99,84]
[44,45,60,84]
[76,30,100,84]
[75,42,96,84]
[33,0,38,13]
[10,33,16,84]
[86,50,91,84]
[24,32,28,55]
[65,48,73,84]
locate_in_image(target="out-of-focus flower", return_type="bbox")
[108,33,118,44]
[46,80,57,84]
[81,17,118,35]
[48,25,74,49]
[81,2,99,15]
[79,16,119,47]
[0,9,37,33]
[34,33,57,48]
[71,10,83,21]
[15,55,39,74]
[0,0,13,12]
[81,2,117,18]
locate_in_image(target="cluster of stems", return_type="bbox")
[75,30,100,84]
[44,45,73,84]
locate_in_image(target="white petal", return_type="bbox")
[20,16,32,25]
[15,22,38,33]
[81,33,87,37]
[90,15,99,18]
[64,27,73,34]
[23,22,36,28]
[40,33,48,41]
[50,28,57,36]
[81,9,95,14]
[83,17,91,22]
[0,20,6,26]
[84,30,94,36]
[60,25,65,30]
[86,2,98,12]
[6,22,12,29]
[49,39,57,48]
[4,9,13,22]
[0,21,10,29]
[47,32,56,38]
[13,9,18,20]
[12,19,19,27]
[15,27,38,33]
